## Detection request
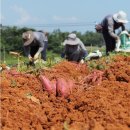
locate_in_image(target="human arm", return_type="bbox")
[107,18,119,40]
[34,46,44,60]
[60,41,66,58]
[34,33,46,60]
[79,40,88,60]
[79,40,87,54]
[121,24,125,31]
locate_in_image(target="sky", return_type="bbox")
[1,0,130,33]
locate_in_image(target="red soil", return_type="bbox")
[0,55,130,130]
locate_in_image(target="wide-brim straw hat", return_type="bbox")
[63,33,80,45]
[68,33,76,39]
[113,11,128,24]
[22,31,34,46]
[65,38,80,45]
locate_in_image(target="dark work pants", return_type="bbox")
[30,46,39,57]
[66,50,87,62]
[30,42,48,61]
[102,31,116,55]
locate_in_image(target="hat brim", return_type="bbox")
[113,13,128,24]
[68,34,76,39]
[65,38,80,45]
[23,31,34,46]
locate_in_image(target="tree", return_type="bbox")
[1,26,108,55]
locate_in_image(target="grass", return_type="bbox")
[0,51,60,66]
[1,48,130,73]
[87,51,130,71]
[1,52,27,65]
[0,46,104,65]
[0,51,63,73]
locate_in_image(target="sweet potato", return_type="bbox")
[86,70,104,85]
[8,70,21,77]
[56,78,70,98]
[39,75,56,94]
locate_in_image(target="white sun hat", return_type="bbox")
[63,33,81,45]
[113,11,128,24]
[22,31,34,46]
[68,33,77,39]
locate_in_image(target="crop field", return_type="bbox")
[0,53,130,130]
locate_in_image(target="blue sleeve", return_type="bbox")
[61,53,65,58]
[107,17,119,39]
[37,39,45,54]
[34,32,45,53]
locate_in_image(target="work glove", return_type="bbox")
[80,59,85,64]
[28,55,33,61]
[81,50,88,59]
[84,51,88,57]
[34,53,39,60]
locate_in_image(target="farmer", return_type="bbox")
[61,33,88,63]
[22,30,48,62]
[96,10,128,55]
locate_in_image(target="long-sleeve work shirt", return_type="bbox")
[24,31,47,57]
[101,15,125,39]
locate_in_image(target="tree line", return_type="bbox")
[1,26,104,55]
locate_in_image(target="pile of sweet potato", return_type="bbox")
[85,70,104,85]
[39,75,74,98]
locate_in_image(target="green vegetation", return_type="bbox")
[1,26,104,55]
[1,26,130,74]
[0,26,106,70]
[0,52,27,65]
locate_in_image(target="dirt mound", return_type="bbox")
[43,61,89,81]
[1,56,130,130]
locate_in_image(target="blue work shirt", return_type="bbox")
[101,15,125,39]
[24,31,48,57]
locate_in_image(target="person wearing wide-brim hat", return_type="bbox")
[98,10,129,55]
[22,30,48,62]
[61,33,88,62]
